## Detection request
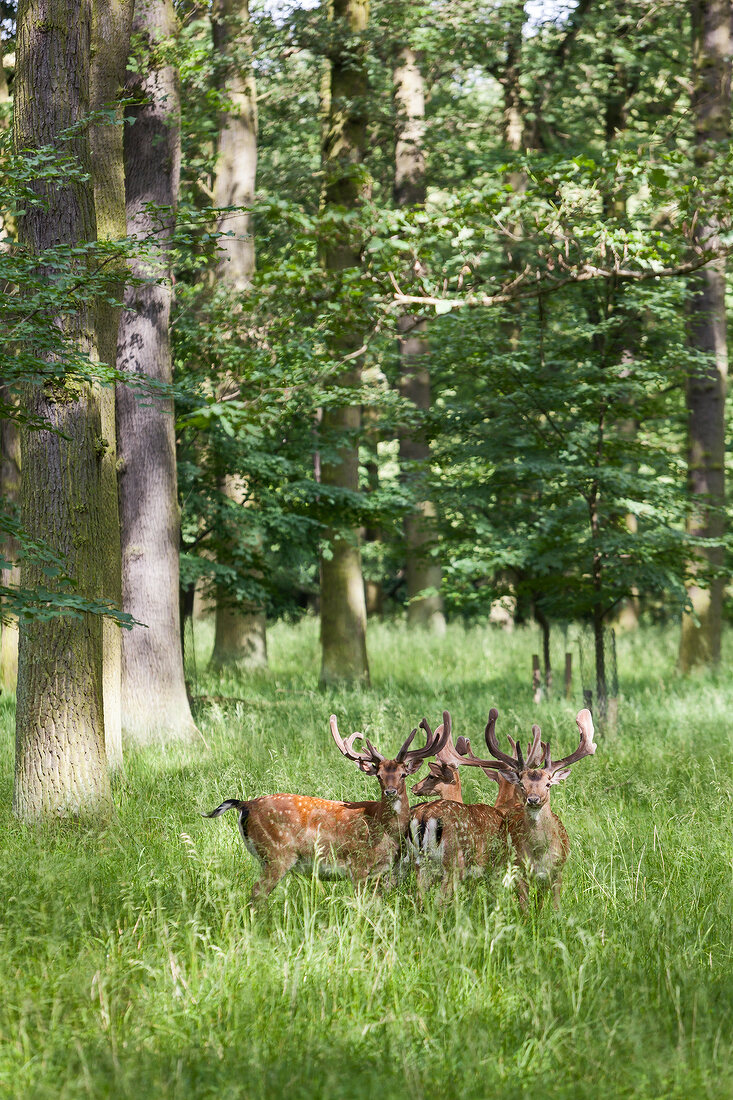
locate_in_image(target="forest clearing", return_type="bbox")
[1,622,732,1099]
[2,0,733,1097]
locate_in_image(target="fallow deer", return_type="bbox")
[457,707,597,907]
[204,714,448,901]
[407,713,507,888]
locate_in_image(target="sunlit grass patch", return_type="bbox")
[0,621,731,1099]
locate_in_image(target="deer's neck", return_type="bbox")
[378,789,410,834]
[522,802,555,847]
[442,779,463,802]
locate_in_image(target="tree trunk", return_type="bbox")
[319,0,370,686]
[394,45,445,635]
[117,0,196,742]
[0,393,20,692]
[0,31,19,690]
[211,477,267,670]
[89,0,133,768]
[679,0,730,670]
[13,0,112,821]
[209,0,267,669]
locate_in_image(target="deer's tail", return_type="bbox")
[203,799,249,820]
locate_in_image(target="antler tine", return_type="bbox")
[402,709,450,764]
[484,708,520,770]
[526,725,543,767]
[454,736,504,782]
[428,713,470,769]
[330,715,379,766]
[396,727,418,761]
[548,709,597,772]
[365,738,385,762]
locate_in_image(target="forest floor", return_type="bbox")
[0,619,731,1100]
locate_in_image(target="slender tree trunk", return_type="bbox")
[209,0,267,669]
[13,0,112,821]
[0,391,20,692]
[211,476,268,669]
[362,381,383,617]
[89,0,133,767]
[319,0,370,686]
[679,0,730,670]
[393,45,445,635]
[117,0,196,742]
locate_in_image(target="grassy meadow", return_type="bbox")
[0,618,731,1100]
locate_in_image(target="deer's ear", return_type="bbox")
[358,760,379,776]
[404,757,426,776]
[499,770,522,786]
[549,768,571,785]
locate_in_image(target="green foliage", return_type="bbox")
[0,623,731,1098]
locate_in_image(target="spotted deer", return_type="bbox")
[457,707,597,907]
[407,713,508,889]
[204,715,447,900]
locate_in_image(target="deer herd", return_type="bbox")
[205,706,597,907]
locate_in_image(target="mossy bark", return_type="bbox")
[89,0,133,767]
[13,0,112,821]
[209,0,267,669]
[117,0,196,742]
[318,0,370,686]
[679,0,729,671]
[394,45,445,635]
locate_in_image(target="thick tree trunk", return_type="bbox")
[0,31,19,690]
[117,0,196,742]
[13,0,112,821]
[679,0,729,670]
[209,0,267,669]
[394,46,445,635]
[319,0,370,686]
[89,0,133,767]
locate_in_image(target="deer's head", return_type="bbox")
[457,708,597,814]
[330,712,451,814]
[411,713,465,801]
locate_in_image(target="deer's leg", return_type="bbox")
[552,874,562,909]
[515,876,529,912]
[250,854,297,903]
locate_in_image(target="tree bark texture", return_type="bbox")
[1,42,18,690]
[209,0,267,668]
[90,0,134,767]
[212,0,258,292]
[117,0,196,742]
[211,477,268,670]
[394,46,445,635]
[0,391,21,692]
[0,27,10,242]
[319,0,370,686]
[13,0,112,821]
[679,0,730,671]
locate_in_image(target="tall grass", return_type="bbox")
[1,620,731,1099]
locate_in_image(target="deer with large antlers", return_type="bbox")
[407,714,507,889]
[204,715,448,901]
[457,707,597,907]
